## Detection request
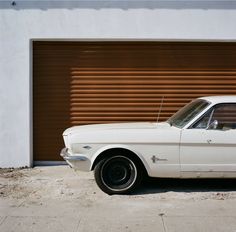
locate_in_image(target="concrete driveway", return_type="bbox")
[0,166,236,232]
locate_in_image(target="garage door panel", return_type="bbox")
[33,41,236,161]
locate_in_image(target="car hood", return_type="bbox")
[63,122,170,135]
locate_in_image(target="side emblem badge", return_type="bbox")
[151,155,168,163]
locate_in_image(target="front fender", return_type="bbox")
[90,144,150,175]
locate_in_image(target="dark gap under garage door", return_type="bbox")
[33,41,236,161]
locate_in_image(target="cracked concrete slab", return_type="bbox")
[0,216,79,232]
[0,198,22,217]
[8,200,83,218]
[78,205,165,232]
[78,216,165,232]
[0,217,6,226]
[164,216,236,232]
[0,166,236,232]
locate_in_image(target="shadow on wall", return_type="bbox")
[1,0,236,10]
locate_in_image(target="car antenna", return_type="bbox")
[156,96,164,125]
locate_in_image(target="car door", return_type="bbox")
[180,103,236,178]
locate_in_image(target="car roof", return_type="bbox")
[199,95,236,104]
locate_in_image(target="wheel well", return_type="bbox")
[91,148,147,175]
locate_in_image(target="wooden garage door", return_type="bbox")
[33,41,236,161]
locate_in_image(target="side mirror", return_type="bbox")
[207,120,218,130]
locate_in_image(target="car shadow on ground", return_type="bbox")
[134,178,236,195]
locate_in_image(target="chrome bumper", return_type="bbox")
[60,148,91,171]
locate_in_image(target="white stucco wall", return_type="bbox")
[1,0,236,167]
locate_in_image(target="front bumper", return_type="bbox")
[60,148,91,171]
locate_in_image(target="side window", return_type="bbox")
[210,104,236,130]
[192,104,236,130]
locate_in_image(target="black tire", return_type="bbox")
[94,155,143,195]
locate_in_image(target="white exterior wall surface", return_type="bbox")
[1,0,236,167]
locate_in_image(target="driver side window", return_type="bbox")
[192,103,236,130]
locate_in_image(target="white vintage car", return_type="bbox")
[61,96,236,194]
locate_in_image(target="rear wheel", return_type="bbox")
[94,155,143,195]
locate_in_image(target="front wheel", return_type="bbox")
[94,155,142,195]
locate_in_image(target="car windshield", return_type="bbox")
[167,99,210,128]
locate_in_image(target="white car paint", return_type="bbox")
[181,127,236,178]
[63,122,181,177]
[61,96,236,179]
